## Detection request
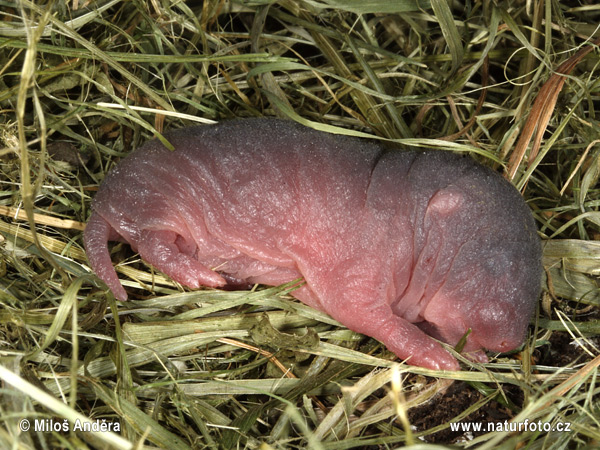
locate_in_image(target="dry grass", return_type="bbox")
[1,1,599,449]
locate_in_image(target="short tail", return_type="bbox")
[83,213,128,301]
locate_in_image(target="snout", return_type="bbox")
[479,334,524,353]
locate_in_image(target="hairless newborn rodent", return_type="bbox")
[84,118,542,370]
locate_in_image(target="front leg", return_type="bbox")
[303,261,460,370]
[137,229,226,289]
[331,301,460,370]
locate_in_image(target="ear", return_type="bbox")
[427,186,464,216]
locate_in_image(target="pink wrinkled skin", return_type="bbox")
[84,118,542,370]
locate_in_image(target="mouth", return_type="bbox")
[486,337,521,353]
[469,328,524,354]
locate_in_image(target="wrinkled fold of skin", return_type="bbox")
[84,118,542,370]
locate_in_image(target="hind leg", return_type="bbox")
[137,229,226,289]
